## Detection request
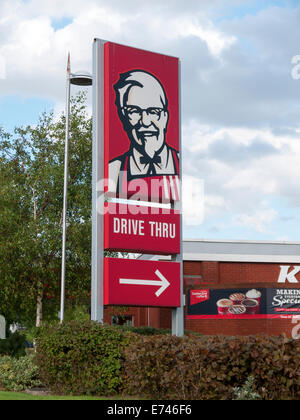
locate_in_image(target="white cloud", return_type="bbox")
[0,54,5,79]
[170,18,236,56]
[0,0,237,100]
[182,175,205,226]
[234,207,278,233]
[182,119,300,234]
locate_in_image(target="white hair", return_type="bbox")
[114,70,168,110]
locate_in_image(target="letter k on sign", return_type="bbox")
[278,266,300,284]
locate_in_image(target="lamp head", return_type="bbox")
[70,71,93,86]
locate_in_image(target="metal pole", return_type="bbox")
[91,39,105,323]
[172,58,184,337]
[60,53,71,324]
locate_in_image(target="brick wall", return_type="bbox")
[103,305,167,329]
[103,260,300,337]
[184,261,300,337]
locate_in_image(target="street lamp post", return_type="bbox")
[60,54,93,324]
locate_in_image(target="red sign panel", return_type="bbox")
[104,258,181,307]
[104,203,180,255]
[190,290,210,306]
[104,42,180,202]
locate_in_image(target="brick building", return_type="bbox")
[103,240,300,337]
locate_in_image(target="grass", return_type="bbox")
[0,391,110,400]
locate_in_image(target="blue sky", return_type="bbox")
[1,0,300,242]
[51,17,73,31]
[215,0,300,21]
[0,96,54,133]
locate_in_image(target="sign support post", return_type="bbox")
[172,57,185,337]
[91,39,105,323]
[172,59,184,337]
[171,204,184,336]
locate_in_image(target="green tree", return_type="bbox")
[0,93,92,327]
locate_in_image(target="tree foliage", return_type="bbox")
[0,93,92,327]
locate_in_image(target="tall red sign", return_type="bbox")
[104,42,180,203]
[92,39,182,316]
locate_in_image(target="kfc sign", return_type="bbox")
[278,266,300,284]
[92,39,183,327]
[104,203,180,255]
[104,42,180,203]
[104,258,181,308]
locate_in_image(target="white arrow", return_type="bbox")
[119,270,170,297]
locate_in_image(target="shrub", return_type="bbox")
[233,376,262,400]
[117,325,172,335]
[0,331,26,358]
[35,320,132,396]
[123,334,300,400]
[0,354,41,392]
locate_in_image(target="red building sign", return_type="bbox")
[104,258,181,308]
[104,203,181,255]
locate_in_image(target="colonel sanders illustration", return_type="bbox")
[109,70,180,201]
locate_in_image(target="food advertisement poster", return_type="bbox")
[187,288,300,319]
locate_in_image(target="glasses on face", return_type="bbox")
[122,105,165,121]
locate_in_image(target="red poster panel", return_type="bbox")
[104,203,180,255]
[104,258,181,307]
[104,42,180,203]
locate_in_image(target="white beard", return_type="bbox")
[144,136,161,158]
[133,131,165,158]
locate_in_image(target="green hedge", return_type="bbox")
[117,325,172,335]
[35,321,132,396]
[123,334,300,400]
[0,331,26,358]
[0,354,41,392]
[34,322,300,399]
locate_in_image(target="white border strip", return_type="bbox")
[183,253,300,264]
